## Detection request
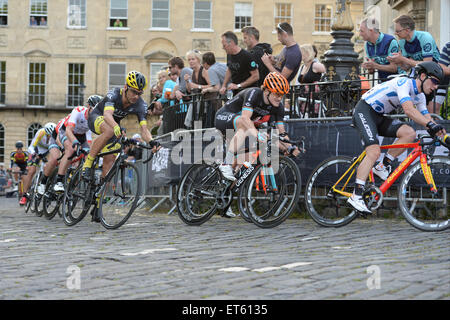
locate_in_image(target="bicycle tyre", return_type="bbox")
[99,161,141,229]
[304,156,358,227]
[245,157,302,228]
[25,175,37,214]
[177,163,220,226]
[237,178,253,223]
[43,169,61,220]
[398,156,450,232]
[62,167,92,226]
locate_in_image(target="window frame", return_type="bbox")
[313,4,333,34]
[0,61,5,105]
[192,0,213,32]
[0,0,8,26]
[0,123,4,164]
[234,2,253,32]
[67,0,87,29]
[274,3,292,32]
[29,0,48,27]
[27,123,42,147]
[28,62,46,108]
[151,0,170,30]
[108,62,127,90]
[67,63,86,108]
[109,0,128,28]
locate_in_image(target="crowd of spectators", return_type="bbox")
[146,15,449,134]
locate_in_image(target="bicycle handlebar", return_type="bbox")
[418,133,450,150]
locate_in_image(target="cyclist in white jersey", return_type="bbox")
[51,95,102,192]
[348,61,446,214]
[20,123,57,204]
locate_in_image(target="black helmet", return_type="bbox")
[415,61,444,83]
[87,95,103,108]
[15,141,24,148]
[126,71,147,91]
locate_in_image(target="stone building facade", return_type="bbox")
[0,0,366,165]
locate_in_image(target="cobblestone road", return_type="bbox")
[0,196,449,301]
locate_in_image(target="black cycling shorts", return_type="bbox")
[215,107,241,135]
[352,100,409,147]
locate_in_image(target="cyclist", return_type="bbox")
[20,123,58,203]
[215,72,301,182]
[10,141,29,197]
[51,95,103,193]
[82,71,160,181]
[348,61,446,214]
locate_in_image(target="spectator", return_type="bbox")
[30,16,37,26]
[297,44,326,84]
[40,17,47,26]
[388,15,441,113]
[359,17,399,82]
[388,15,440,71]
[201,51,227,95]
[168,56,193,102]
[150,69,171,117]
[184,50,214,100]
[242,26,273,86]
[0,163,6,193]
[219,31,259,96]
[261,22,302,83]
[296,44,326,116]
[436,42,450,117]
[113,19,123,27]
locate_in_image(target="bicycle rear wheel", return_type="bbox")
[177,163,221,226]
[25,175,37,214]
[245,157,302,228]
[304,156,358,227]
[398,156,450,232]
[99,161,141,229]
[62,167,92,226]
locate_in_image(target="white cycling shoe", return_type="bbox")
[373,163,391,181]
[53,182,65,192]
[37,183,46,195]
[218,164,236,181]
[347,195,372,214]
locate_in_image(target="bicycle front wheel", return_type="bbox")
[99,161,141,230]
[398,156,450,232]
[177,163,221,226]
[245,157,302,228]
[305,156,358,227]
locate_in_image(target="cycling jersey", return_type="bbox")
[362,76,428,115]
[215,88,284,133]
[10,150,29,171]
[398,30,440,63]
[27,128,59,156]
[56,106,93,146]
[91,87,148,125]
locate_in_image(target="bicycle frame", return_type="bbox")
[331,140,436,198]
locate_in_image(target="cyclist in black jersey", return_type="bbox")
[82,71,160,180]
[215,72,301,181]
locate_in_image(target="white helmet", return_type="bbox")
[44,122,56,135]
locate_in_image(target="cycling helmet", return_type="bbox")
[87,95,103,108]
[126,71,147,91]
[415,61,444,83]
[15,141,24,149]
[44,122,56,135]
[263,72,290,95]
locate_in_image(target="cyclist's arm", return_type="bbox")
[32,130,45,148]
[240,108,259,137]
[103,108,119,132]
[139,122,152,143]
[65,125,78,145]
[402,100,433,127]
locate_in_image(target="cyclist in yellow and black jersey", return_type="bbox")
[82,71,160,180]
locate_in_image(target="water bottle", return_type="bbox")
[226,90,233,100]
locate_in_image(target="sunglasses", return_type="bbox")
[277,23,288,34]
[394,28,408,34]
[128,87,143,96]
[429,77,440,85]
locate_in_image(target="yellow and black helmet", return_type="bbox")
[126,71,147,91]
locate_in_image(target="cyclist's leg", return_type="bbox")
[83,115,114,175]
[22,162,37,195]
[37,147,60,193]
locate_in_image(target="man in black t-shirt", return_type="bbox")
[242,26,272,87]
[219,31,259,96]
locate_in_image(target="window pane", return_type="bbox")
[68,0,86,27]
[152,0,169,28]
[28,62,45,106]
[109,63,126,89]
[0,0,7,15]
[195,1,210,10]
[0,61,5,104]
[67,63,85,107]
